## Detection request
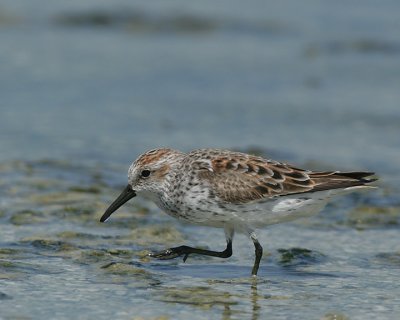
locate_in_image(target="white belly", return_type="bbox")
[157,187,368,231]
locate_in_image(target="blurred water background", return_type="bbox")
[0,1,399,319]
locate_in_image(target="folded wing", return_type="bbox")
[192,150,376,204]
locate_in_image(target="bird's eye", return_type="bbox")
[141,170,151,178]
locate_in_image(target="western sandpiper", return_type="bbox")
[100,148,376,276]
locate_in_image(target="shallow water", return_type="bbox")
[0,160,399,320]
[1,1,400,319]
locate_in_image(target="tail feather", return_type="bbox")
[309,171,377,193]
[334,171,376,181]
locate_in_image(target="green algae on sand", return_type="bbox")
[346,205,400,230]
[277,248,326,266]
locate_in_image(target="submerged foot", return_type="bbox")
[148,246,191,262]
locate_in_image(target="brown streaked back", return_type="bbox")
[190,149,376,204]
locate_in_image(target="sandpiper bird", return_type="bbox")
[100,148,376,276]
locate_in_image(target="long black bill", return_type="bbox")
[100,185,136,222]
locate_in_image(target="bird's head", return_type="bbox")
[100,148,183,222]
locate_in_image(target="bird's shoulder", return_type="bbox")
[183,149,313,203]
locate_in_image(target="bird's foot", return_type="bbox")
[148,246,190,262]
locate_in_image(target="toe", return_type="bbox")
[148,249,180,260]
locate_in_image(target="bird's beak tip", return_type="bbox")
[99,185,136,222]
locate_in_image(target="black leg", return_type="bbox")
[149,240,233,262]
[251,239,263,276]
